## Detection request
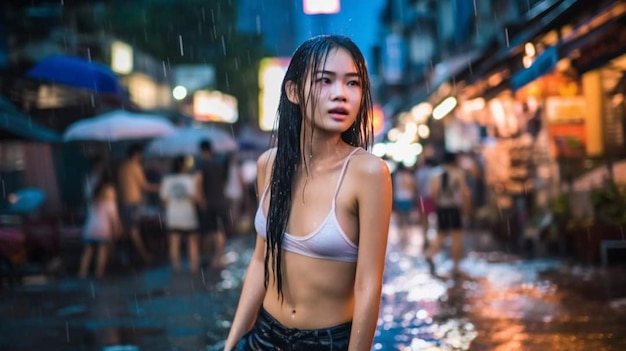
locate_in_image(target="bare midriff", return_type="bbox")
[262,250,356,329]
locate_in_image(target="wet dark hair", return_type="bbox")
[92,174,114,202]
[126,143,144,159]
[171,155,186,173]
[265,35,373,299]
[443,151,457,165]
[199,139,213,153]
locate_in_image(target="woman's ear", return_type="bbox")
[286,80,299,104]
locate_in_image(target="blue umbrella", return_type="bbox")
[27,55,124,97]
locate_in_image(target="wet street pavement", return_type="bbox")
[2,222,626,351]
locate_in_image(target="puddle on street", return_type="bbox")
[372,226,626,350]
[2,229,626,350]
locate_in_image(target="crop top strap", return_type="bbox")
[332,147,361,204]
[258,182,270,206]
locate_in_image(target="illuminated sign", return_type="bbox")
[303,0,340,14]
[258,57,290,131]
[193,90,238,123]
[111,41,133,74]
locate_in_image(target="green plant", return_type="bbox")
[590,183,626,225]
[548,192,570,217]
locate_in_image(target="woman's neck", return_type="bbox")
[300,132,347,163]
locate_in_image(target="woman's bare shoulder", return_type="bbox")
[256,147,277,186]
[257,147,277,170]
[349,149,390,178]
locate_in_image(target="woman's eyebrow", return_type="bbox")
[314,70,359,77]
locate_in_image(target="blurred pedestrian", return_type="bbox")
[84,155,106,201]
[224,35,392,351]
[117,144,159,264]
[425,151,471,277]
[239,156,258,232]
[78,175,122,279]
[195,140,229,269]
[415,158,437,250]
[224,153,244,234]
[160,156,200,274]
[392,162,416,244]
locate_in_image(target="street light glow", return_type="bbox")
[432,97,457,120]
[172,85,188,100]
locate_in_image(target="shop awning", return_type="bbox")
[0,97,62,142]
[511,46,558,91]
[469,0,595,85]
[511,1,626,90]
[566,7,626,74]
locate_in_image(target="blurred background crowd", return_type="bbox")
[1,0,626,281]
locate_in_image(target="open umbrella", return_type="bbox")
[27,55,125,97]
[145,126,238,157]
[63,109,177,142]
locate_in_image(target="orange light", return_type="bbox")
[372,104,385,136]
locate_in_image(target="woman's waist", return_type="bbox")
[262,293,353,329]
[256,306,352,340]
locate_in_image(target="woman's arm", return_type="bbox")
[223,149,275,351]
[349,155,392,351]
[194,172,206,209]
[104,186,123,237]
[223,236,267,350]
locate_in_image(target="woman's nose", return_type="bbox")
[331,81,347,101]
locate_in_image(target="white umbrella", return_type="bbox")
[145,126,238,157]
[63,109,177,142]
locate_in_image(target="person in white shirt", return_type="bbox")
[160,156,200,274]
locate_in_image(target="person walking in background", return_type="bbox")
[78,175,122,279]
[118,144,159,264]
[84,155,106,202]
[224,35,392,351]
[425,152,471,278]
[392,162,416,244]
[160,156,200,274]
[224,153,244,234]
[239,156,258,233]
[195,140,229,270]
[415,158,437,251]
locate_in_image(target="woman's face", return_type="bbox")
[302,47,363,135]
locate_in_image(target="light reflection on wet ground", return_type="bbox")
[1,223,626,350]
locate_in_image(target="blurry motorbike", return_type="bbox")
[0,188,63,286]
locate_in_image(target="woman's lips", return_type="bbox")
[329,108,348,121]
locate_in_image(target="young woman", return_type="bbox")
[224,35,392,351]
[78,176,121,279]
[160,156,200,274]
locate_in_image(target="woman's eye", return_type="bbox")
[317,77,331,84]
[348,80,361,87]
